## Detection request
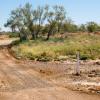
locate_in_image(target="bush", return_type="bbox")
[80,54,89,60]
[9,32,19,38]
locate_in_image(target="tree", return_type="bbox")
[33,6,47,38]
[45,6,57,40]
[21,3,35,39]
[4,6,29,41]
[53,5,66,33]
[5,3,71,41]
[79,24,87,32]
[63,19,78,33]
[4,19,16,33]
[86,22,99,32]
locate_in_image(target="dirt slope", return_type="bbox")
[0,39,99,100]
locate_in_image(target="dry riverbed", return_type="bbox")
[0,38,99,100]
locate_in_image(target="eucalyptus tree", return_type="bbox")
[21,3,34,39]
[21,3,41,39]
[86,22,99,32]
[44,5,58,40]
[5,3,69,41]
[45,5,67,40]
[62,18,79,33]
[53,5,66,33]
[79,24,87,32]
[32,6,48,38]
[4,19,16,33]
[21,4,49,39]
[4,6,29,41]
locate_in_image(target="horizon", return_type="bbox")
[0,0,100,31]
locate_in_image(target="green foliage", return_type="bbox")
[63,19,78,33]
[80,54,90,60]
[5,3,67,40]
[79,24,87,32]
[86,22,100,32]
[5,3,100,41]
[11,34,100,61]
[8,32,19,38]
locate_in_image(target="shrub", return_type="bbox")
[9,32,19,38]
[80,54,89,60]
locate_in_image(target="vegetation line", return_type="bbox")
[3,3,100,61]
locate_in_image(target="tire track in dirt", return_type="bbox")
[0,54,52,92]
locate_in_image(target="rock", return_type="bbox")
[95,61,100,65]
[96,91,100,94]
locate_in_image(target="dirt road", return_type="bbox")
[0,39,99,100]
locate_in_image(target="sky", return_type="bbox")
[0,0,100,31]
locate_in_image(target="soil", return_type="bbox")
[0,38,99,100]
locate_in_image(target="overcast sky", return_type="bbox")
[0,0,100,31]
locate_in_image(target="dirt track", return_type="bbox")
[0,39,100,100]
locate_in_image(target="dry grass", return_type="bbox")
[11,33,100,61]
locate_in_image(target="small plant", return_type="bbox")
[80,54,89,60]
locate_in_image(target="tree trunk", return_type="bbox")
[58,23,61,33]
[46,30,52,40]
[32,32,36,40]
[19,33,22,41]
[18,27,28,41]
[46,32,50,40]
[36,30,40,38]
[36,25,41,38]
